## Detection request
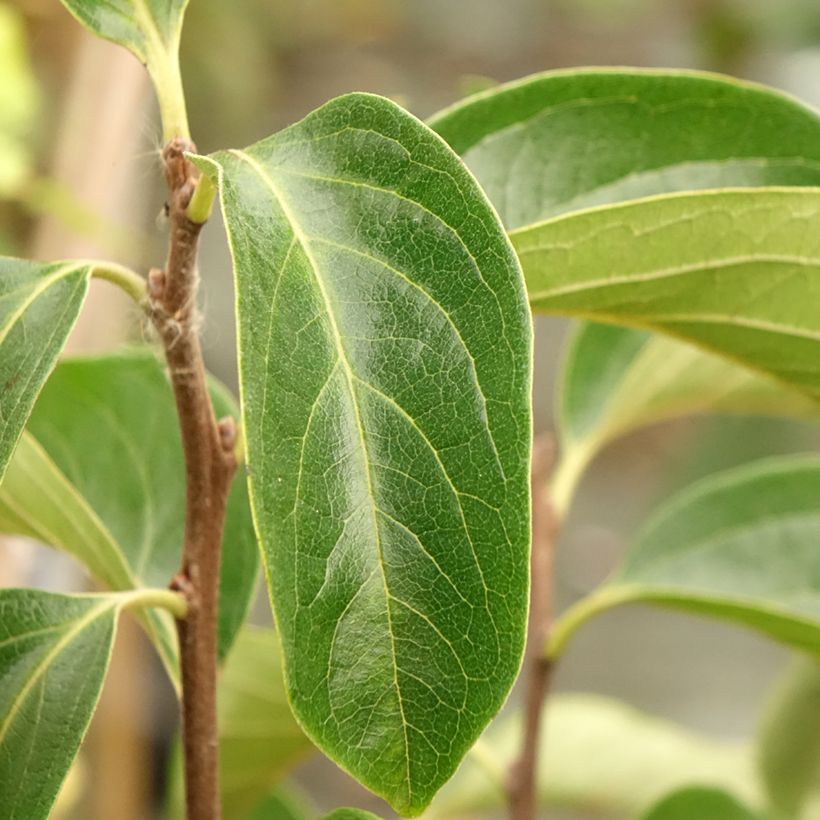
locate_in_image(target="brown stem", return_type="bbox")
[150,139,236,820]
[507,435,558,820]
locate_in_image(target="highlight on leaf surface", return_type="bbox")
[430,68,820,230]
[196,92,532,814]
[549,456,820,659]
[0,349,259,679]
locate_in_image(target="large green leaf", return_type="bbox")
[0,587,182,820]
[0,350,258,675]
[197,92,532,814]
[640,787,767,820]
[758,656,820,818]
[424,694,757,818]
[552,322,819,515]
[515,188,820,403]
[549,457,820,658]
[58,0,189,138]
[429,68,820,230]
[0,259,92,482]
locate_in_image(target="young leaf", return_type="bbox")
[549,456,820,658]
[0,350,258,675]
[426,694,756,818]
[552,323,819,515]
[58,0,189,139]
[514,188,820,403]
[0,258,91,482]
[197,92,532,814]
[640,787,767,820]
[0,587,183,820]
[757,656,820,818]
[429,68,820,230]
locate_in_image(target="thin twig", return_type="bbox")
[507,435,559,820]
[149,139,237,820]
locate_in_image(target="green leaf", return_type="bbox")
[0,350,258,676]
[166,627,313,820]
[549,456,820,658]
[218,628,313,820]
[58,0,190,139]
[758,656,820,818]
[514,188,820,403]
[0,258,92,483]
[552,322,820,516]
[0,587,182,820]
[640,787,767,820]
[322,811,382,820]
[425,694,757,818]
[243,784,314,820]
[429,68,820,230]
[197,92,532,814]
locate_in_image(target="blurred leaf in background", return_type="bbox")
[0,1,40,252]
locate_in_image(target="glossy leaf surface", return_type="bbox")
[640,787,766,820]
[425,694,756,818]
[58,0,189,137]
[430,68,820,230]
[0,350,258,674]
[515,189,820,403]
[200,92,532,814]
[0,590,119,820]
[550,457,820,657]
[0,258,90,482]
[757,657,820,818]
[552,322,819,514]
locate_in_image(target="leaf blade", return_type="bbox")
[0,589,118,820]
[550,456,820,657]
[0,350,259,672]
[429,68,820,230]
[203,92,532,813]
[514,188,820,403]
[552,322,820,515]
[0,258,91,482]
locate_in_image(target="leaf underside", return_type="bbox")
[0,350,258,675]
[431,69,820,448]
[0,589,119,820]
[551,457,820,656]
[200,92,532,813]
[57,0,187,64]
[515,188,820,404]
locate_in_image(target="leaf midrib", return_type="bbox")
[228,148,414,801]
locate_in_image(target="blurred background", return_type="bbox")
[5,0,820,817]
